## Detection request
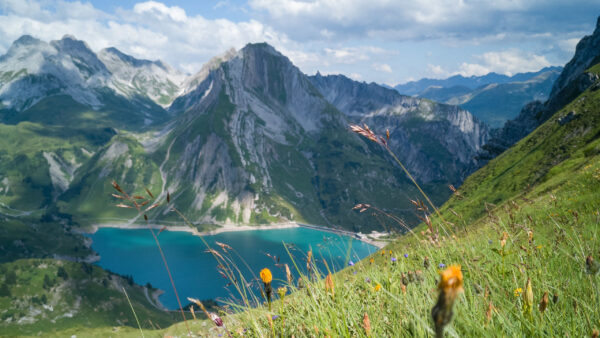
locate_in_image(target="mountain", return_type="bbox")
[480,17,600,158]
[399,68,562,127]
[0,35,489,234]
[0,35,183,217]
[309,73,489,185]
[448,69,561,127]
[51,42,491,232]
[394,67,562,96]
[0,35,182,127]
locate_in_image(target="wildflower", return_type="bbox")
[431,265,463,338]
[523,278,534,315]
[500,232,508,248]
[187,298,224,328]
[401,284,406,293]
[325,273,335,297]
[260,268,272,284]
[539,292,549,313]
[348,260,355,266]
[514,287,523,297]
[536,245,543,250]
[272,315,280,320]
[370,258,374,265]
[277,286,287,299]
[362,312,372,336]
[210,313,224,327]
[260,268,273,310]
[389,250,393,256]
[438,263,446,269]
[404,253,409,258]
[391,257,397,263]
[374,283,382,292]
[381,250,385,257]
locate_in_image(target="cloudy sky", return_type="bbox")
[0,0,598,85]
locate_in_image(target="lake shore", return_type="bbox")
[81,221,388,248]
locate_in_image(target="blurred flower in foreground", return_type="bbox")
[431,265,463,338]
[260,268,273,310]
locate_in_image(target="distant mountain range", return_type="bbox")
[394,67,562,127]
[0,36,489,232]
[480,16,600,159]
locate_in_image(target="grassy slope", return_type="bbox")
[61,68,600,336]
[0,259,178,336]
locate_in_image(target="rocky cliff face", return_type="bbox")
[0,35,183,123]
[144,43,420,229]
[310,73,490,184]
[479,17,600,159]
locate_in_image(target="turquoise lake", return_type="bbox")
[88,227,376,309]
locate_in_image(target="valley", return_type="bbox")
[0,9,598,337]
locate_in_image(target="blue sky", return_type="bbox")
[0,0,598,85]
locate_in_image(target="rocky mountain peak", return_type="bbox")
[550,16,600,97]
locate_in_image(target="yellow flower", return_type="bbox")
[536,245,543,250]
[369,257,374,264]
[260,268,272,284]
[374,283,382,291]
[432,265,464,337]
[438,265,463,295]
[514,287,523,297]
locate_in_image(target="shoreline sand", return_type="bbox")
[81,221,388,248]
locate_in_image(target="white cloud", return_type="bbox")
[426,64,449,77]
[249,0,596,43]
[0,0,290,76]
[133,1,187,22]
[373,63,392,73]
[458,49,552,77]
[558,38,580,53]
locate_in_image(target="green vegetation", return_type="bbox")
[0,259,178,336]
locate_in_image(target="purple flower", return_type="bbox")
[272,315,280,320]
[404,253,409,258]
[391,257,397,262]
[210,313,224,327]
[353,270,357,275]
[488,239,493,245]
[438,263,446,269]
[348,260,355,266]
